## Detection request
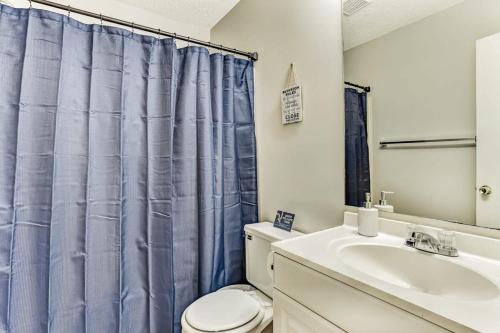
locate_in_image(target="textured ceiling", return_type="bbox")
[116,0,240,28]
[343,0,465,50]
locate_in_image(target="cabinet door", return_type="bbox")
[273,289,345,333]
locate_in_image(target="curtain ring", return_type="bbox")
[29,0,32,9]
[67,5,71,17]
[157,28,161,39]
[173,33,177,42]
[187,36,191,47]
[99,14,103,27]
[131,22,135,34]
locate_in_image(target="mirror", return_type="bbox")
[342,0,500,229]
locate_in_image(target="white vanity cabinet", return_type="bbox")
[272,254,450,333]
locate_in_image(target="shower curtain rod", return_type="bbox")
[344,81,370,93]
[27,0,259,61]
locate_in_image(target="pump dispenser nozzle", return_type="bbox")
[374,191,395,213]
[364,193,373,208]
[379,191,394,205]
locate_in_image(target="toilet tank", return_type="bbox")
[244,222,303,298]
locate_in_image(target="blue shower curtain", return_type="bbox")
[0,5,257,333]
[345,88,370,207]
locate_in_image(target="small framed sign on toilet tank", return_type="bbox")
[274,210,295,232]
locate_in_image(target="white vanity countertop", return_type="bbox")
[272,213,500,333]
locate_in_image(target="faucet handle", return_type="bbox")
[438,230,456,250]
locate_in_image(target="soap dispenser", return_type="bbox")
[374,191,395,213]
[358,193,379,237]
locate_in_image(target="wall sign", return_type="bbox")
[281,63,303,124]
[274,210,295,232]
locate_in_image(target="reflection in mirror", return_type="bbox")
[343,0,500,229]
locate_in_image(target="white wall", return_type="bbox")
[212,0,345,233]
[344,0,500,225]
[8,0,210,41]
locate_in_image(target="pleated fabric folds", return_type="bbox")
[0,4,257,333]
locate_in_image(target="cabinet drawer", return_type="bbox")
[273,289,345,333]
[274,254,450,333]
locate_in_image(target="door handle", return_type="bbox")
[479,185,493,196]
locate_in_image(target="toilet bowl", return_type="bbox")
[181,284,272,333]
[181,222,304,333]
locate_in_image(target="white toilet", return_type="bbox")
[181,222,303,333]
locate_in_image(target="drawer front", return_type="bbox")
[273,289,345,333]
[274,254,450,333]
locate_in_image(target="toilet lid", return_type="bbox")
[185,289,262,332]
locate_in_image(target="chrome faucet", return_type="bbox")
[405,229,458,257]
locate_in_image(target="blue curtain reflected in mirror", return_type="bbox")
[345,88,370,207]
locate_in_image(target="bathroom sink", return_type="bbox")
[338,244,499,301]
[273,217,500,332]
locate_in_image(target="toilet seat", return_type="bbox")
[181,285,272,333]
[185,289,262,331]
